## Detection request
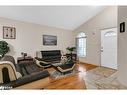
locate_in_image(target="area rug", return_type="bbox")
[83,67,127,89]
[50,67,79,79]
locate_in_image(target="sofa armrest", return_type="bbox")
[34,57,51,68]
[57,64,75,73]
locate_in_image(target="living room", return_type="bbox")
[0,4,127,92]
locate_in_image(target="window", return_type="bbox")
[104,31,117,37]
[76,32,86,57]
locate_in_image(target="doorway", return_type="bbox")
[101,28,117,69]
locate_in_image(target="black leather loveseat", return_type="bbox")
[41,50,61,62]
[0,55,50,89]
[35,50,62,68]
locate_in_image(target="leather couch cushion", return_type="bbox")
[41,50,61,56]
[19,62,42,76]
[41,50,61,61]
[25,64,40,74]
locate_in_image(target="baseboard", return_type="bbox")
[78,61,98,67]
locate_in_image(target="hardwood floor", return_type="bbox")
[44,62,97,89]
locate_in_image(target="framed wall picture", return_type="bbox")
[43,35,57,45]
[120,22,125,33]
[3,26,16,39]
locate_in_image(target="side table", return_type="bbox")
[17,56,34,65]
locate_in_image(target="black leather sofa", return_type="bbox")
[35,50,62,68]
[0,55,50,89]
[41,50,61,62]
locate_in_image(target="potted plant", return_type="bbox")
[0,41,10,59]
[66,47,76,60]
[66,47,76,54]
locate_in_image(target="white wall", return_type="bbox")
[118,6,127,87]
[0,17,74,59]
[73,6,117,66]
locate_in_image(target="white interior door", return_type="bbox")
[101,28,117,69]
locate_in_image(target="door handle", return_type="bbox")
[101,47,103,52]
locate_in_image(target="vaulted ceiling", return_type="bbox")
[0,6,106,30]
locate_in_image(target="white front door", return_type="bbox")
[101,28,117,69]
